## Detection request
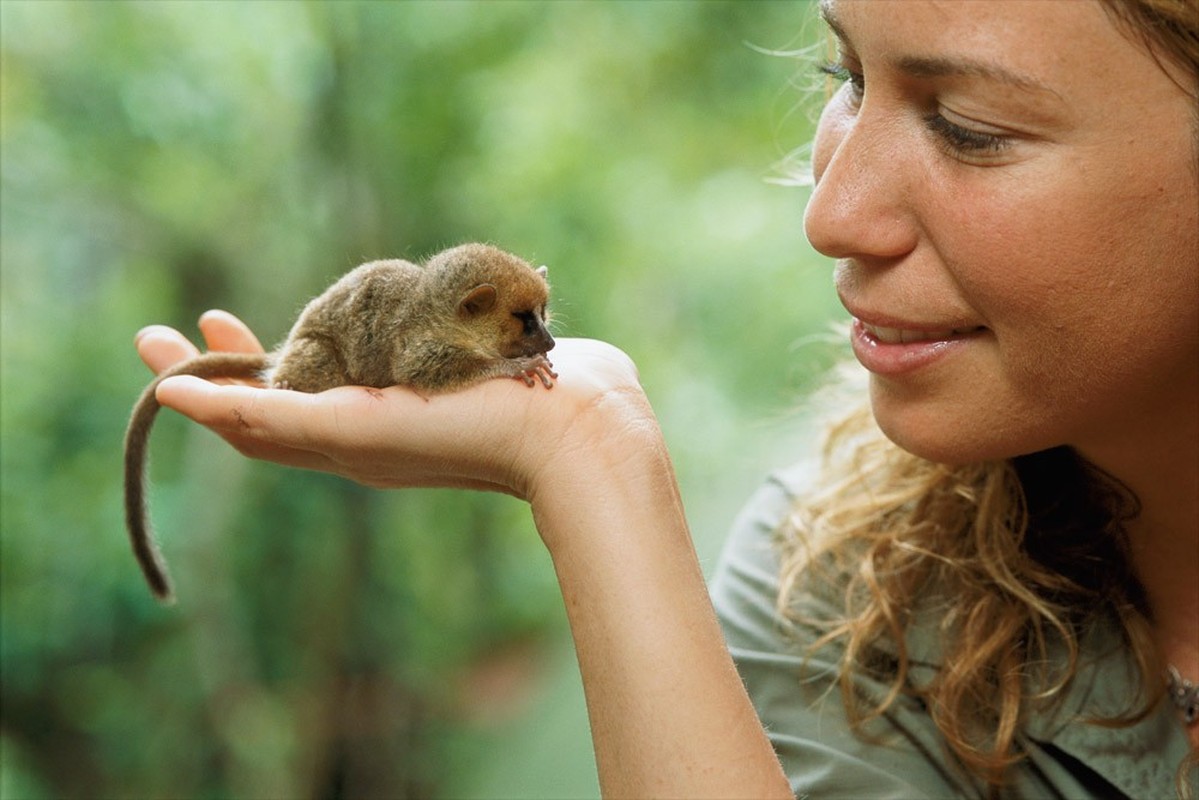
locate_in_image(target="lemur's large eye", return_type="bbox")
[512,311,538,335]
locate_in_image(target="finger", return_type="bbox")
[156,376,519,492]
[156,375,303,433]
[156,377,517,468]
[157,377,428,450]
[215,430,345,472]
[155,377,388,454]
[135,326,201,373]
[198,310,266,354]
[157,377,351,466]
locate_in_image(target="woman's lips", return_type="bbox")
[850,318,986,376]
[859,321,985,344]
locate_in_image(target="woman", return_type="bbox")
[712,0,1198,796]
[135,0,1197,796]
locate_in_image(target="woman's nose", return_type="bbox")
[803,100,920,264]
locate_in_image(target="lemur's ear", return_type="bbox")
[458,284,498,317]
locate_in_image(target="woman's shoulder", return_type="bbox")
[710,464,1191,799]
[710,463,979,797]
[709,462,822,650]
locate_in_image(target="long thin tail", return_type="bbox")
[123,352,267,604]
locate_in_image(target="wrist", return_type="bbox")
[528,382,688,560]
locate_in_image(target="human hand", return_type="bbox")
[135,310,653,504]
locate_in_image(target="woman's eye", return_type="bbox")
[817,57,1013,162]
[819,60,865,101]
[924,113,1012,157]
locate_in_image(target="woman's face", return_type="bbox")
[805,0,1198,468]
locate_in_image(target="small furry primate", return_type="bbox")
[125,243,556,603]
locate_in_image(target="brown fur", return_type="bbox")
[125,243,555,603]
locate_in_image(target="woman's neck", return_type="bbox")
[1084,404,1198,743]
[1125,472,1199,677]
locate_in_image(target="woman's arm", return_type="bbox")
[534,423,791,798]
[136,310,790,798]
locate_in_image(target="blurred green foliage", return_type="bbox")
[1,1,837,797]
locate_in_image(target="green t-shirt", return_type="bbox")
[710,464,1193,799]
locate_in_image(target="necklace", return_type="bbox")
[1167,665,1198,725]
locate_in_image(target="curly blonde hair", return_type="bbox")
[777,0,1198,792]
[776,399,1158,789]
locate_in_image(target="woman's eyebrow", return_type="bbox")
[819,1,1059,100]
[895,55,1060,99]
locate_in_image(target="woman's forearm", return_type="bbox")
[531,392,790,798]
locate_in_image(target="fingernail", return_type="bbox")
[134,325,168,344]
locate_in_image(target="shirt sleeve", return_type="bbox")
[709,466,980,800]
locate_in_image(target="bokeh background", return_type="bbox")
[1,2,842,797]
